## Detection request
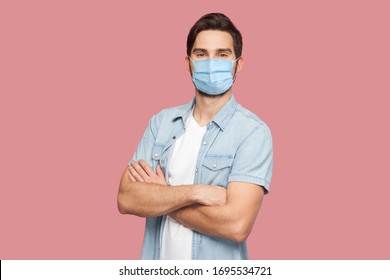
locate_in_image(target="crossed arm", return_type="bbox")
[117,160,264,242]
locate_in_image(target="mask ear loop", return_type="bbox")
[188,56,194,76]
[232,57,241,81]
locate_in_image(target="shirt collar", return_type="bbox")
[172,95,238,131]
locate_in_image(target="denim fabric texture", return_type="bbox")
[129,95,273,259]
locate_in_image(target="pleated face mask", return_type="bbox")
[190,57,240,95]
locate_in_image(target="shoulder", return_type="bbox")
[230,104,272,138]
[152,102,189,124]
[148,102,191,133]
[154,103,189,120]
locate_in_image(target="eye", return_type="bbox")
[218,53,228,58]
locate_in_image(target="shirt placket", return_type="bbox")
[192,120,220,259]
[156,120,186,259]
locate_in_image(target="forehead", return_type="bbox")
[192,30,234,51]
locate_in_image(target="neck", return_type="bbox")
[193,90,232,126]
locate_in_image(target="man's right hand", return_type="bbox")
[194,184,227,206]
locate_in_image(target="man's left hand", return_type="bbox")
[128,160,167,186]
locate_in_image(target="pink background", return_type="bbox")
[1,0,389,259]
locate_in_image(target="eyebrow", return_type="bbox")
[192,48,233,54]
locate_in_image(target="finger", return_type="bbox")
[131,161,149,181]
[127,172,136,182]
[128,166,144,182]
[156,164,165,178]
[138,159,156,177]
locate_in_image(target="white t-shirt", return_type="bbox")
[160,110,206,260]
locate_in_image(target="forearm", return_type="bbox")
[117,181,198,217]
[170,182,263,243]
[170,203,247,242]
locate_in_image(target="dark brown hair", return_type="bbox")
[186,13,243,58]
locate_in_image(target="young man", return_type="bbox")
[117,13,273,260]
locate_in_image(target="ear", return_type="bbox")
[235,57,244,74]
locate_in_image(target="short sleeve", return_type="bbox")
[228,124,274,194]
[128,115,157,168]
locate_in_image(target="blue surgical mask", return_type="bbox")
[189,57,240,95]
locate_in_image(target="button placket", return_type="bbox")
[195,123,220,184]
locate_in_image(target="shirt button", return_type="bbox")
[195,168,198,173]
[154,153,159,158]
[208,122,213,126]
[203,141,207,145]
[160,159,165,164]
[213,164,217,168]
[172,136,176,140]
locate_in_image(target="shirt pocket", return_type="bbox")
[201,155,234,188]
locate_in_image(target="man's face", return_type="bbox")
[187,30,242,76]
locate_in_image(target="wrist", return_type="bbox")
[190,184,204,204]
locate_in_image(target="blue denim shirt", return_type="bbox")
[129,95,273,259]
